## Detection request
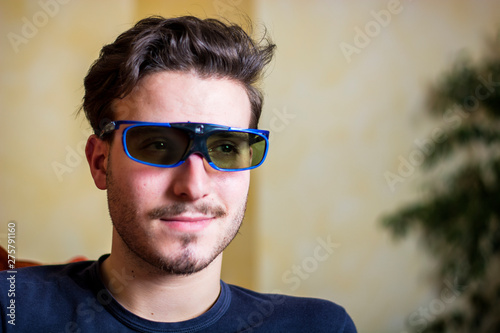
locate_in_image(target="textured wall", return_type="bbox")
[1,1,499,332]
[254,1,500,332]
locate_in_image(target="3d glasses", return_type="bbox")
[99,121,270,171]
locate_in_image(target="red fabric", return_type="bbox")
[0,246,87,271]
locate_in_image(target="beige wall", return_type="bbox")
[1,1,499,332]
[254,1,500,332]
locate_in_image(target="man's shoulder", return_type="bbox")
[0,259,99,304]
[225,283,357,332]
[0,259,96,282]
[228,283,342,310]
[0,259,113,332]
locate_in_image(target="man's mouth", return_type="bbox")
[149,203,226,233]
[159,215,215,232]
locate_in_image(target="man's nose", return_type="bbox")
[170,153,212,201]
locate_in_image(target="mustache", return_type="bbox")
[148,203,227,220]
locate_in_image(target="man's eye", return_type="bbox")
[137,138,173,152]
[145,141,168,150]
[210,143,239,154]
[220,144,237,154]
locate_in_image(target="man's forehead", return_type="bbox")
[111,71,252,126]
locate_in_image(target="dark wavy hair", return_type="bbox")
[81,15,276,135]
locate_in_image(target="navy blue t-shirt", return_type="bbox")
[0,255,356,332]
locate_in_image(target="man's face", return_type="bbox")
[105,71,252,275]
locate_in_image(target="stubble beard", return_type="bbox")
[106,166,247,276]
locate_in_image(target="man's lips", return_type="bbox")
[159,215,214,232]
[148,203,226,220]
[149,203,226,232]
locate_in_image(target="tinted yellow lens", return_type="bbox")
[207,132,266,169]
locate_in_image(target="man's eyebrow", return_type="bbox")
[211,132,250,139]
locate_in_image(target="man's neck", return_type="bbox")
[99,244,222,322]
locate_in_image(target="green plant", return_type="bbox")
[382,33,500,332]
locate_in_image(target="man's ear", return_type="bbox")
[85,134,109,190]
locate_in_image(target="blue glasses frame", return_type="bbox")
[100,120,270,171]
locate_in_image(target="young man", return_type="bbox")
[0,16,356,332]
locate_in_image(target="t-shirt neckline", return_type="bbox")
[88,254,232,333]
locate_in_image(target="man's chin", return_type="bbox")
[154,255,213,276]
[139,245,217,276]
